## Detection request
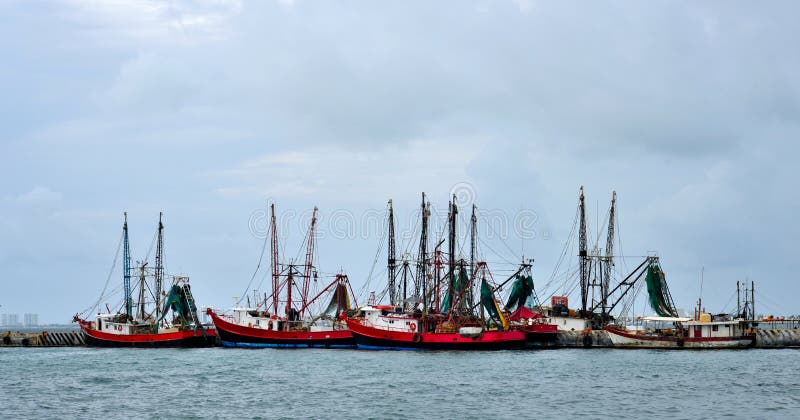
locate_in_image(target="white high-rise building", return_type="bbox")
[7,314,20,326]
[23,313,39,327]
[0,313,7,326]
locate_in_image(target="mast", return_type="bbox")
[270,203,279,314]
[434,240,444,312]
[449,196,457,282]
[447,197,458,315]
[417,193,429,312]
[286,264,294,323]
[737,280,741,318]
[137,263,147,321]
[123,213,132,318]
[301,207,318,317]
[469,205,478,310]
[388,200,397,306]
[751,280,755,321]
[470,204,477,281]
[401,260,409,311]
[602,191,616,315]
[579,186,589,315]
[154,212,164,319]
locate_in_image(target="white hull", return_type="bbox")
[606,328,753,349]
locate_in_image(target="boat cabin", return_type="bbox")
[360,306,420,333]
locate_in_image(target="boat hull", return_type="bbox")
[77,320,216,348]
[208,310,354,348]
[346,318,526,350]
[521,324,559,348]
[604,327,754,349]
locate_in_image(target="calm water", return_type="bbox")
[1,347,798,419]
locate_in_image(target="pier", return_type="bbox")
[2,330,85,347]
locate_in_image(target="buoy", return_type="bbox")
[409,323,416,331]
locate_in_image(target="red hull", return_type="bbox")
[345,317,526,350]
[76,319,216,348]
[207,309,354,348]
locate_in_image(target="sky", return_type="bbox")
[1,0,798,323]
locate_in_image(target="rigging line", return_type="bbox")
[144,228,158,262]
[358,212,387,302]
[718,289,738,314]
[477,237,517,266]
[253,261,273,300]
[402,209,421,257]
[481,213,522,263]
[594,205,611,249]
[754,290,789,314]
[236,216,270,306]
[546,205,579,287]
[614,205,628,275]
[81,231,125,317]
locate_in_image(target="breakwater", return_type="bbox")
[2,330,85,347]
[4,329,800,348]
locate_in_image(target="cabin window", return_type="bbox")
[712,325,719,332]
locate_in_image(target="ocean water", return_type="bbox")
[1,347,798,419]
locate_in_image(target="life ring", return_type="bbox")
[409,323,416,331]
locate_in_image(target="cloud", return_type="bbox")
[213,136,488,201]
[62,0,243,44]
[1,0,799,321]
[15,187,63,205]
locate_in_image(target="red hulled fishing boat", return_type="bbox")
[346,307,525,350]
[346,194,536,350]
[209,205,356,348]
[74,213,215,348]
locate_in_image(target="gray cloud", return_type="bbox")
[1,1,798,321]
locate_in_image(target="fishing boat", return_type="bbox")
[74,213,215,347]
[604,316,755,349]
[605,281,758,349]
[346,306,525,350]
[209,205,357,348]
[346,194,527,350]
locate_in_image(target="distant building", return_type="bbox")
[23,313,39,327]
[0,313,6,326]
[3,313,21,327]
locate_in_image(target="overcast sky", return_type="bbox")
[1,1,798,323]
